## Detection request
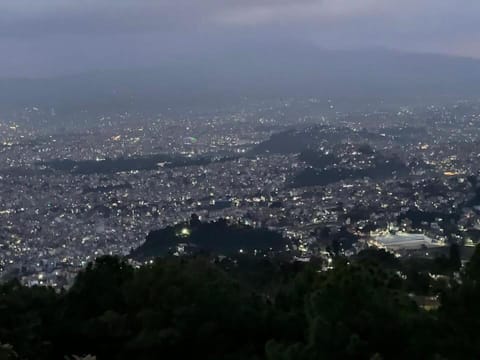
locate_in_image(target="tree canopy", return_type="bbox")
[1,245,480,359]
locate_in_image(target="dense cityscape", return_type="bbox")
[5,0,480,358]
[1,100,480,287]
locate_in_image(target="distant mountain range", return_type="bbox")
[1,47,480,113]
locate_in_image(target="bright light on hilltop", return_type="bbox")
[180,228,191,237]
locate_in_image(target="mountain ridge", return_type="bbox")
[1,47,480,112]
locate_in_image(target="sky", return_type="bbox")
[1,0,479,77]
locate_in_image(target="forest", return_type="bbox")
[0,242,478,359]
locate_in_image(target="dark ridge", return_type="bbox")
[130,217,288,260]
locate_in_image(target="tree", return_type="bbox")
[449,243,461,271]
[0,344,18,360]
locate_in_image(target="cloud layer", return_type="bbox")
[1,0,479,76]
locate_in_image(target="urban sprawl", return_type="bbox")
[1,99,480,287]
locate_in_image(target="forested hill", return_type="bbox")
[130,216,288,260]
[1,242,480,359]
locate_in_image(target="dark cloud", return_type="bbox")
[1,0,480,76]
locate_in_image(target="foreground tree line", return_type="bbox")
[0,245,479,360]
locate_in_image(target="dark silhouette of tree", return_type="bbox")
[449,243,461,271]
[2,245,480,359]
[189,213,201,228]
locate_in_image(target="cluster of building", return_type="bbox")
[1,100,480,286]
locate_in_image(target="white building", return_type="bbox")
[370,230,445,250]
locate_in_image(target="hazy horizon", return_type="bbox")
[1,0,480,78]
[2,45,480,81]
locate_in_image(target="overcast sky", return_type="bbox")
[1,0,479,77]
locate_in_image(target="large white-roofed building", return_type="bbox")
[370,230,445,251]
